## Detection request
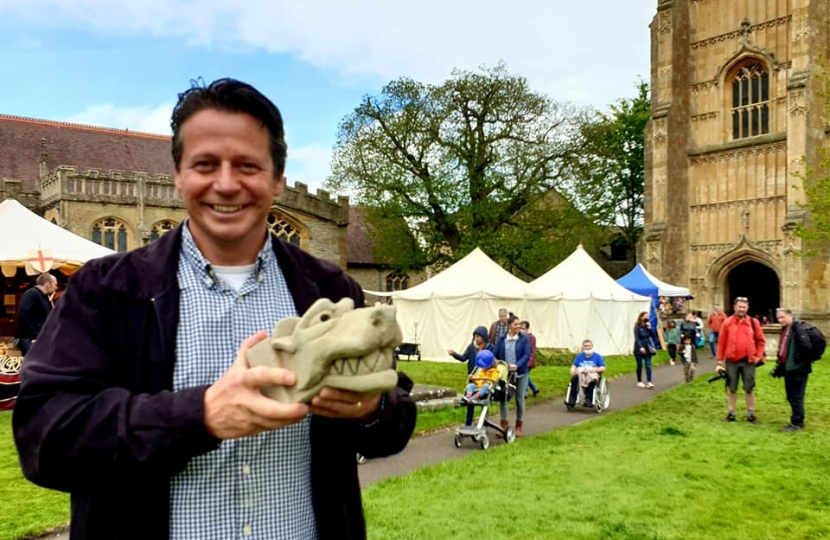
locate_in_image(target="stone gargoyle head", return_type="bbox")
[247,297,403,403]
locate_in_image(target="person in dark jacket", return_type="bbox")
[774,308,814,432]
[633,311,657,388]
[448,326,493,375]
[12,78,416,540]
[448,326,494,426]
[13,272,57,355]
[494,314,531,437]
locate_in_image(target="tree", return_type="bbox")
[795,68,830,251]
[326,64,596,276]
[569,80,650,261]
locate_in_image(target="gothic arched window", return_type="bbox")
[266,214,302,246]
[385,271,409,292]
[150,220,178,242]
[731,62,770,139]
[91,217,130,252]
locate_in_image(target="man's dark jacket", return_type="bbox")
[12,226,417,540]
[14,285,51,340]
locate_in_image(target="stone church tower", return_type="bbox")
[644,0,830,324]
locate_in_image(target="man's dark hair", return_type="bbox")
[170,78,287,176]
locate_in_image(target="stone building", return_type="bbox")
[0,114,419,336]
[644,0,830,324]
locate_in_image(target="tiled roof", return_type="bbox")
[0,114,173,190]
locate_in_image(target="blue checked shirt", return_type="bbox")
[170,225,318,540]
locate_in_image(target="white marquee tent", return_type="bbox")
[526,245,651,355]
[0,198,113,276]
[389,248,546,361]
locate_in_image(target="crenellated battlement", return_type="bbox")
[35,166,349,224]
[39,165,180,208]
[278,181,349,225]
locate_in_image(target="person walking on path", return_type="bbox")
[521,320,539,398]
[488,308,509,345]
[665,320,680,366]
[495,314,530,437]
[715,296,766,424]
[633,311,656,388]
[774,308,813,432]
[14,273,57,356]
[448,326,494,426]
[707,305,726,358]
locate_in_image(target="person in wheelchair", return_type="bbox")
[565,340,607,407]
[460,350,501,405]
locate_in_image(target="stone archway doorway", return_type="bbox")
[725,261,779,321]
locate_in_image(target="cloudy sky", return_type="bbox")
[0,1,656,190]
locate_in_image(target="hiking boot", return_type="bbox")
[636,382,646,388]
[496,419,509,439]
[724,413,736,422]
[515,420,523,437]
[782,423,804,432]
[747,414,760,424]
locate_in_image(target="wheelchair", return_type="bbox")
[453,360,517,449]
[564,372,610,413]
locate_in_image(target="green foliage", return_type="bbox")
[327,63,596,274]
[568,79,650,259]
[795,66,830,252]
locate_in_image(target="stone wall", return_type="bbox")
[645,0,830,330]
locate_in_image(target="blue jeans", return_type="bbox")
[526,377,538,396]
[709,331,718,356]
[501,374,528,422]
[635,354,652,383]
[464,383,491,398]
[784,371,809,426]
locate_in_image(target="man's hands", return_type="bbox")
[204,331,310,440]
[204,331,387,440]
[310,388,383,423]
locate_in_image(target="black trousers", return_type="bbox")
[784,371,809,426]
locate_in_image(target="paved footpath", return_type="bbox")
[34,356,719,539]
[359,356,719,487]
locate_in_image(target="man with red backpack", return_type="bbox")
[774,308,823,432]
[716,297,766,424]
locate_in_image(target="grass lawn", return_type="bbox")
[6,348,814,540]
[0,412,69,540]
[364,360,830,540]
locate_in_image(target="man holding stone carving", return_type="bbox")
[13,78,416,540]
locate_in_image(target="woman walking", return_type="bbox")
[495,314,531,437]
[634,311,656,388]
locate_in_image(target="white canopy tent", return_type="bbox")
[0,198,114,276]
[526,245,651,355]
[389,248,549,361]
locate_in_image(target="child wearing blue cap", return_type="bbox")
[463,350,500,401]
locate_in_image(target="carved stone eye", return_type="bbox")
[320,314,330,322]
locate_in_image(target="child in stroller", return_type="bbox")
[454,350,517,449]
[460,350,501,404]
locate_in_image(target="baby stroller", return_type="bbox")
[453,354,517,449]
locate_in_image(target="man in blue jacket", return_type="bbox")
[494,314,530,437]
[12,78,416,540]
